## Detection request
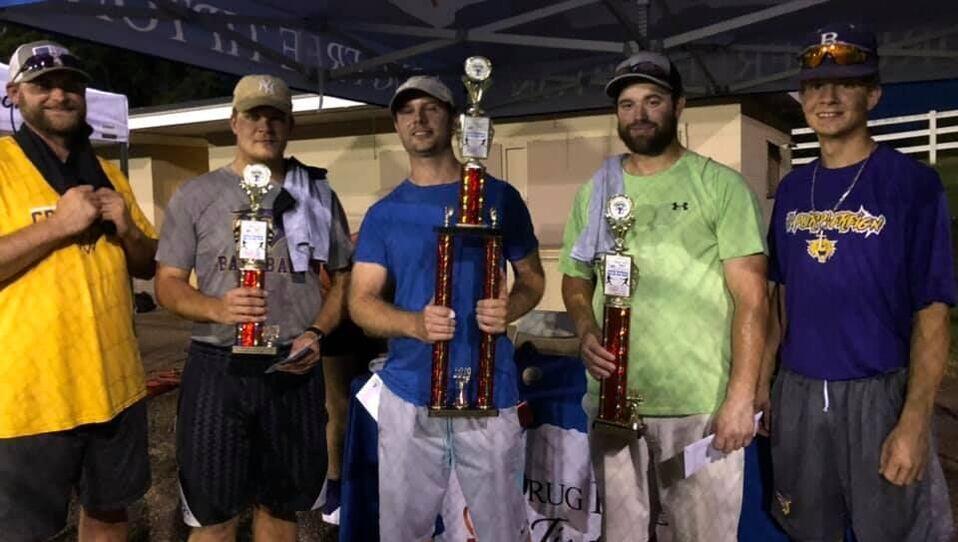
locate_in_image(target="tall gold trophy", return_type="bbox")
[429,57,501,417]
[593,195,644,437]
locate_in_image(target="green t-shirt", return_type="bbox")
[559,150,765,415]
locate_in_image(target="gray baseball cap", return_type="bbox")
[8,41,91,84]
[389,75,455,113]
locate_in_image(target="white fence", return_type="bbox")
[791,109,958,165]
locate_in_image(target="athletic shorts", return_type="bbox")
[176,341,328,527]
[771,367,954,541]
[0,400,150,541]
[377,383,528,542]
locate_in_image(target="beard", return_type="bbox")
[19,99,86,138]
[617,110,678,156]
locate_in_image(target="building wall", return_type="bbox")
[741,114,792,229]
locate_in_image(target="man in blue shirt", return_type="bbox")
[349,76,545,541]
[758,23,955,541]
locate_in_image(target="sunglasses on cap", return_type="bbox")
[13,52,85,82]
[799,42,871,69]
[616,59,672,80]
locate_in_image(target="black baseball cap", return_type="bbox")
[605,51,683,99]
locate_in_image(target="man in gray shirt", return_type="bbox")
[155,74,352,542]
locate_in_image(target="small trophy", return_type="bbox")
[232,163,279,356]
[593,194,644,438]
[429,56,501,418]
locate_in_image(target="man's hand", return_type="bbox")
[95,187,134,238]
[754,383,772,437]
[414,303,456,343]
[214,287,267,325]
[476,271,509,334]
[580,331,617,379]
[712,395,756,453]
[51,185,100,236]
[880,420,930,486]
[275,330,322,375]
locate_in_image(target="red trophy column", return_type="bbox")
[475,225,502,410]
[598,305,630,422]
[430,210,455,410]
[237,268,265,347]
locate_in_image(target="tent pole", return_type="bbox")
[120,143,129,178]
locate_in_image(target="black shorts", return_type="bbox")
[177,341,328,527]
[770,368,953,542]
[0,400,150,542]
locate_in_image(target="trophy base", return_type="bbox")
[232,345,278,356]
[592,418,644,439]
[428,407,499,418]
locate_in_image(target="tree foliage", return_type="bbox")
[0,22,237,107]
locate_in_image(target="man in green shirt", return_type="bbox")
[560,52,768,541]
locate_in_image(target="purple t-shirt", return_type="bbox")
[769,144,956,380]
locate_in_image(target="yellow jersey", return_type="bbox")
[0,136,157,438]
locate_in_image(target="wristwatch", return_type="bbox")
[305,326,325,342]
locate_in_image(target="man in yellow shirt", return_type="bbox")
[0,41,157,541]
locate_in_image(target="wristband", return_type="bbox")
[304,326,325,341]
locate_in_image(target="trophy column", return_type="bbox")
[428,56,500,418]
[430,209,455,410]
[593,195,644,438]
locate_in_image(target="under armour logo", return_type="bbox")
[672,202,689,211]
[258,79,276,95]
[820,31,838,45]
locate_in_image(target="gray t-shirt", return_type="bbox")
[157,165,353,346]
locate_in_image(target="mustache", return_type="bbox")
[628,120,659,130]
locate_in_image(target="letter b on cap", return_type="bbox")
[820,31,838,45]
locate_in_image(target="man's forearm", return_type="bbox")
[311,270,349,335]
[727,294,768,402]
[561,275,600,338]
[119,226,158,280]
[505,274,545,324]
[0,219,68,283]
[155,275,221,323]
[901,303,950,425]
[758,283,784,391]
[350,293,419,339]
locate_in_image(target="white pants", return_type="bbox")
[585,396,743,542]
[378,383,528,542]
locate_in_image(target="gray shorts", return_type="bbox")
[771,368,954,542]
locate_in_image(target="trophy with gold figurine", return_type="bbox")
[593,194,644,438]
[232,163,280,356]
[429,56,502,417]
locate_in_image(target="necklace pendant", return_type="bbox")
[807,230,837,263]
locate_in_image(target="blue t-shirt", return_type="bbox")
[768,144,956,380]
[355,177,538,407]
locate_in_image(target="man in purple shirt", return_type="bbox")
[758,23,955,541]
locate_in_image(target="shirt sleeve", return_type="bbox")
[325,189,354,271]
[156,182,198,271]
[907,171,956,309]
[501,183,539,262]
[354,205,388,268]
[558,181,596,280]
[712,166,767,261]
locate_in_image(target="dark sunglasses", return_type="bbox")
[13,53,85,82]
[799,43,871,69]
